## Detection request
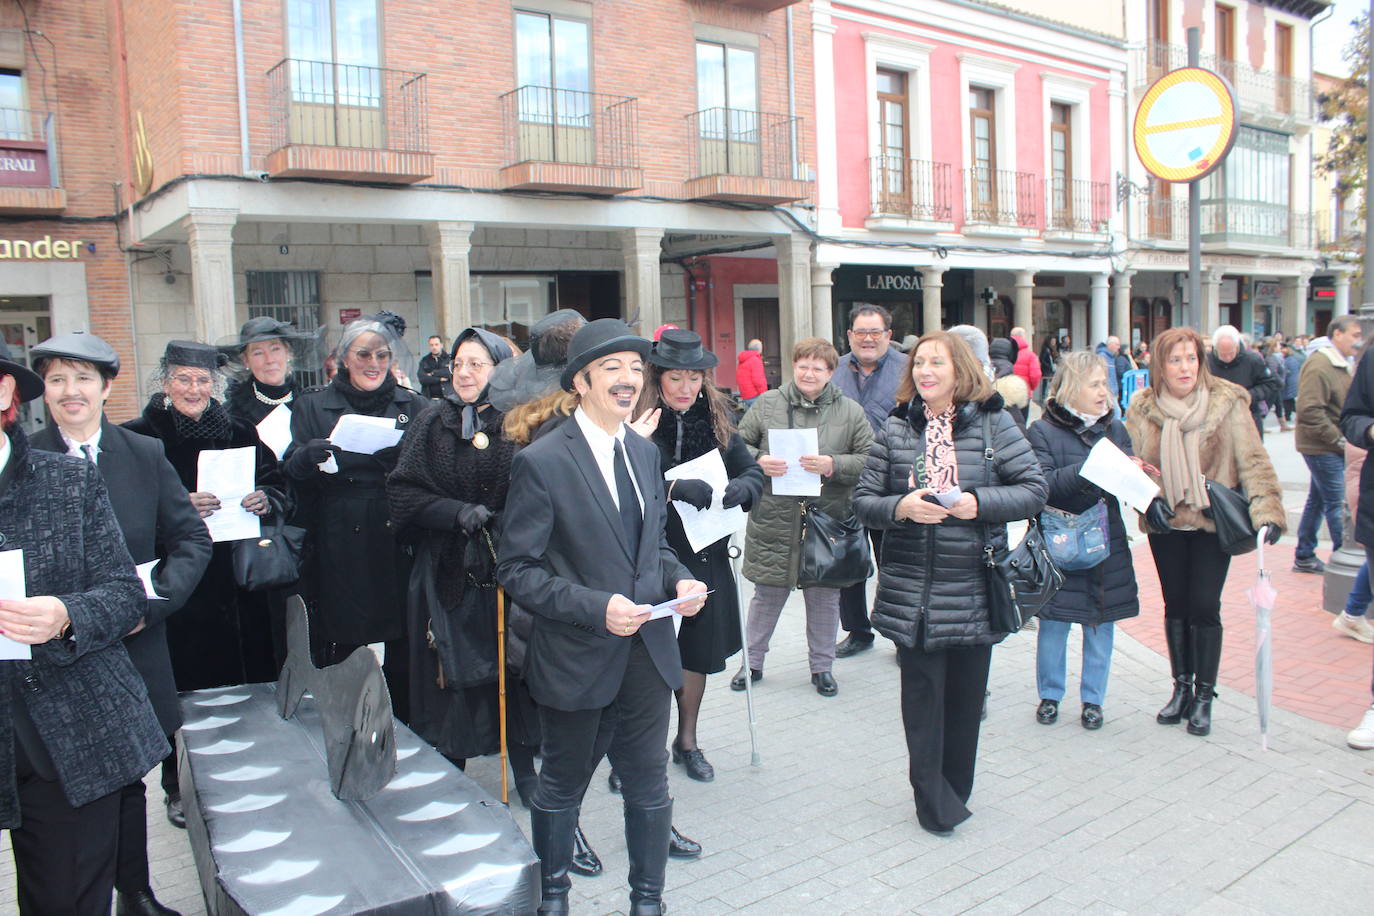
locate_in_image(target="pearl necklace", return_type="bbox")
[252,383,293,407]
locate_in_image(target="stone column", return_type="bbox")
[775,233,813,363]
[184,208,239,346]
[812,263,838,343]
[621,228,665,336]
[426,221,474,344]
[1335,272,1351,316]
[921,266,947,334]
[1090,272,1110,346]
[1111,269,1135,345]
[1014,270,1035,335]
[1202,268,1224,334]
[1280,274,1311,337]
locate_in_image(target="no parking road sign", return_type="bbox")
[1133,67,1238,182]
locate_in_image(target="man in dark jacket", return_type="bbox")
[833,304,905,659]
[30,332,212,916]
[1208,324,1277,438]
[417,334,451,398]
[1339,337,1374,749]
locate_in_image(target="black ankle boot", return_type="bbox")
[571,824,603,877]
[530,803,579,914]
[1187,625,1223,737]
[1188,684,1216,736]
[1157,619,1193,725]
[625,801,673,916]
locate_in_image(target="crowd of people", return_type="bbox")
[1,299,1370,916]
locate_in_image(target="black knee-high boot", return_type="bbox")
[625,801,673,916]
[1188,625,1222,736]
[530,803,579,914]
[1156,618,1193,725]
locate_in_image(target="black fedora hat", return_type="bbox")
[560,318,650,392]
[0,339,44,403]
[650,328,718,371]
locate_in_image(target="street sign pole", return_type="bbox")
[1187,27,1202,331]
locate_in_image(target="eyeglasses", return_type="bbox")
[349,348,393,364]
[452,359,494,373]
[169,374,214,389]
[850,329,889,339]
[795,365,831,376]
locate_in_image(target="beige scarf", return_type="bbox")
[1155,382,1210,511]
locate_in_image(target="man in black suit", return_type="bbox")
[30,331,212,916]
[417,334,451,398]
[498,318,708,916]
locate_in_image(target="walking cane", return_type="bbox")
[496,585,510,805]
[728,534,762,767]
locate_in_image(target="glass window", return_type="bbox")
[0,70,25,140]
[696,41,757,113]
[469,274,557,349]
[286,0,379,105]
[516,12,590,125]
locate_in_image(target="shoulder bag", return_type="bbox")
[232,513,306,592]
[1039,499,1110,571]
[979,413,1064,632]
[784,401,872,589]
[1203,479,1257,556]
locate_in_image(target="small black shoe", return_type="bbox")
[1081,703,1104,730]
[117,889,182,916]
[570,825,603,877]
[608,770,622,794]
[668,826,702,858]
[730,667,762,691]
[1036,699,1059,725]
[834,634,875,658]
[1293,555,1326,574]
[671,742,715,782]
[812,672,838,697]
[919,822,954,838]
[164,792,186,829]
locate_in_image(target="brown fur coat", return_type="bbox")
[1125,378,1286,536]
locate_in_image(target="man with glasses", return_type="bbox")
[833,304,903,659]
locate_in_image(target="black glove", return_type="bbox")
[286,438,336,476]
[670,478,714,511]
[1144,497,1175,534]
[1264,524,1281,545]
[721,477,757,512]
[455,502,493,535]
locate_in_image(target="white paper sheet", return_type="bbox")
[768,428,822,497]
[135,560,166,600]
[643,590,716,621]
[1079,436,1160,513]
[255,404,293,460]
[0,549,32,660]
[663,450,749,553]
[197,447,262,543]
[328,414,404,455]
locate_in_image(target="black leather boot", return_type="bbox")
[570,824,603,877]
[1156,618,1193,725]
[625,801,673,916]
[530,803,579,914]
[116,889,181,916]
[1188,625,1223,737]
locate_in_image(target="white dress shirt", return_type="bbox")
[59,426,103,462]
[573,406,644,513]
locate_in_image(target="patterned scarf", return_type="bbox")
[922,403,958,492]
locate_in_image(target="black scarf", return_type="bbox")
[651,394,720,469]
[332,370,397,416]
[151,392,234,441]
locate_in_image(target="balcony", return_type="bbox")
[1137,40,1313,128]
[1315,210,1363,253]
[265,60,433,183]
[1139,195,1315,250]
[0,109,65,215]
[685,108,810,205]
[866,157,954,230]
[962,168,1039,233]
[499,86,641,194]
[1044,178,1110,235]
[715,1,804,11]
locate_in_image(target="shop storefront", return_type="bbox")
[831,265,932,344]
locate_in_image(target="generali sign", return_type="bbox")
[0,140,52,189]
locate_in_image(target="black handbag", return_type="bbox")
[1204,479,1257,556]
[409,533,499,691]
[797,501,871,589]
[978,413,1064,633]
[231,514,306,592]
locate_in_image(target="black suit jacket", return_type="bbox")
[497,415,690,711]
[30,419,213,732]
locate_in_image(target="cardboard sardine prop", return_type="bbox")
[276,597,397,800]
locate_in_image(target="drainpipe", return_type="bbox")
[786,7,798,181]
[233,0,252,175]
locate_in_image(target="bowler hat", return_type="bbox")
[0,339,43,403]
[233,317,298,351]
[31,331,121,377]
[560,318,651,392]
[649,328,719,371]
[162,340,228,371]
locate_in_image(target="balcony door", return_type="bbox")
[515,11,592,164]
[1147,0,1170,78]
[696,41,759,176]
[286,0,382,148]
[1049,103,1071,228]
[876,69,909,214]
[1215,4,1236,85]
[969,87,997,221]
[1275,23,1294,114]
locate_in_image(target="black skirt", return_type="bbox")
[672,533,743,675]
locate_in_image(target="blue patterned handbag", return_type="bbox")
[1039,500,1110,571]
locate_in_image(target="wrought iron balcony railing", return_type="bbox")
[687,107,799,180]
[1139,40,1313,122]
[962,167,1039,228]
[869,157,953,221]
[266,59,429,153]
[1045,178,1110,233]
[501,85,638,169]
[1140,195,1314,248]
[0,108,59,187]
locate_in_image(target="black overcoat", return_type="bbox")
[124,400,284,690]
[30,420,212,732]
[284,383,423,645]
[0,427,167,826]
[1025,402,1140,627]
[1341,351,1374,546]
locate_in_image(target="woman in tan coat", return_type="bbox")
[1126,327,1286,737]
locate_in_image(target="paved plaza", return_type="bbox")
[3,427,1372,915]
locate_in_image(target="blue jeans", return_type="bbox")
[1345,562,1372,618]
[1297,453,1345,559]
[1036,620,1115,706]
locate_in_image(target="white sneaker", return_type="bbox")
[1332,612,1374,645]
[1348,707,1374,750]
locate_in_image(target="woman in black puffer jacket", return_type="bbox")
[854,330,1046,837]
[1026,351,1139,732]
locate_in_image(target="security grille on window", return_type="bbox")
[246,270,325,388]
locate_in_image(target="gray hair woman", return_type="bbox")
[1026,350,1141,730]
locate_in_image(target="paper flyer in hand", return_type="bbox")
[768,427,822,497]
[0,549,32,660]
[1079,437,1160,513]
[329,414,403,454]
[255,404,293,460]
[135,560,166,600]
[664,450,748,553]
[197,447,262,543]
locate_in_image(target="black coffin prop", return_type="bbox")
[177,684,540,914]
